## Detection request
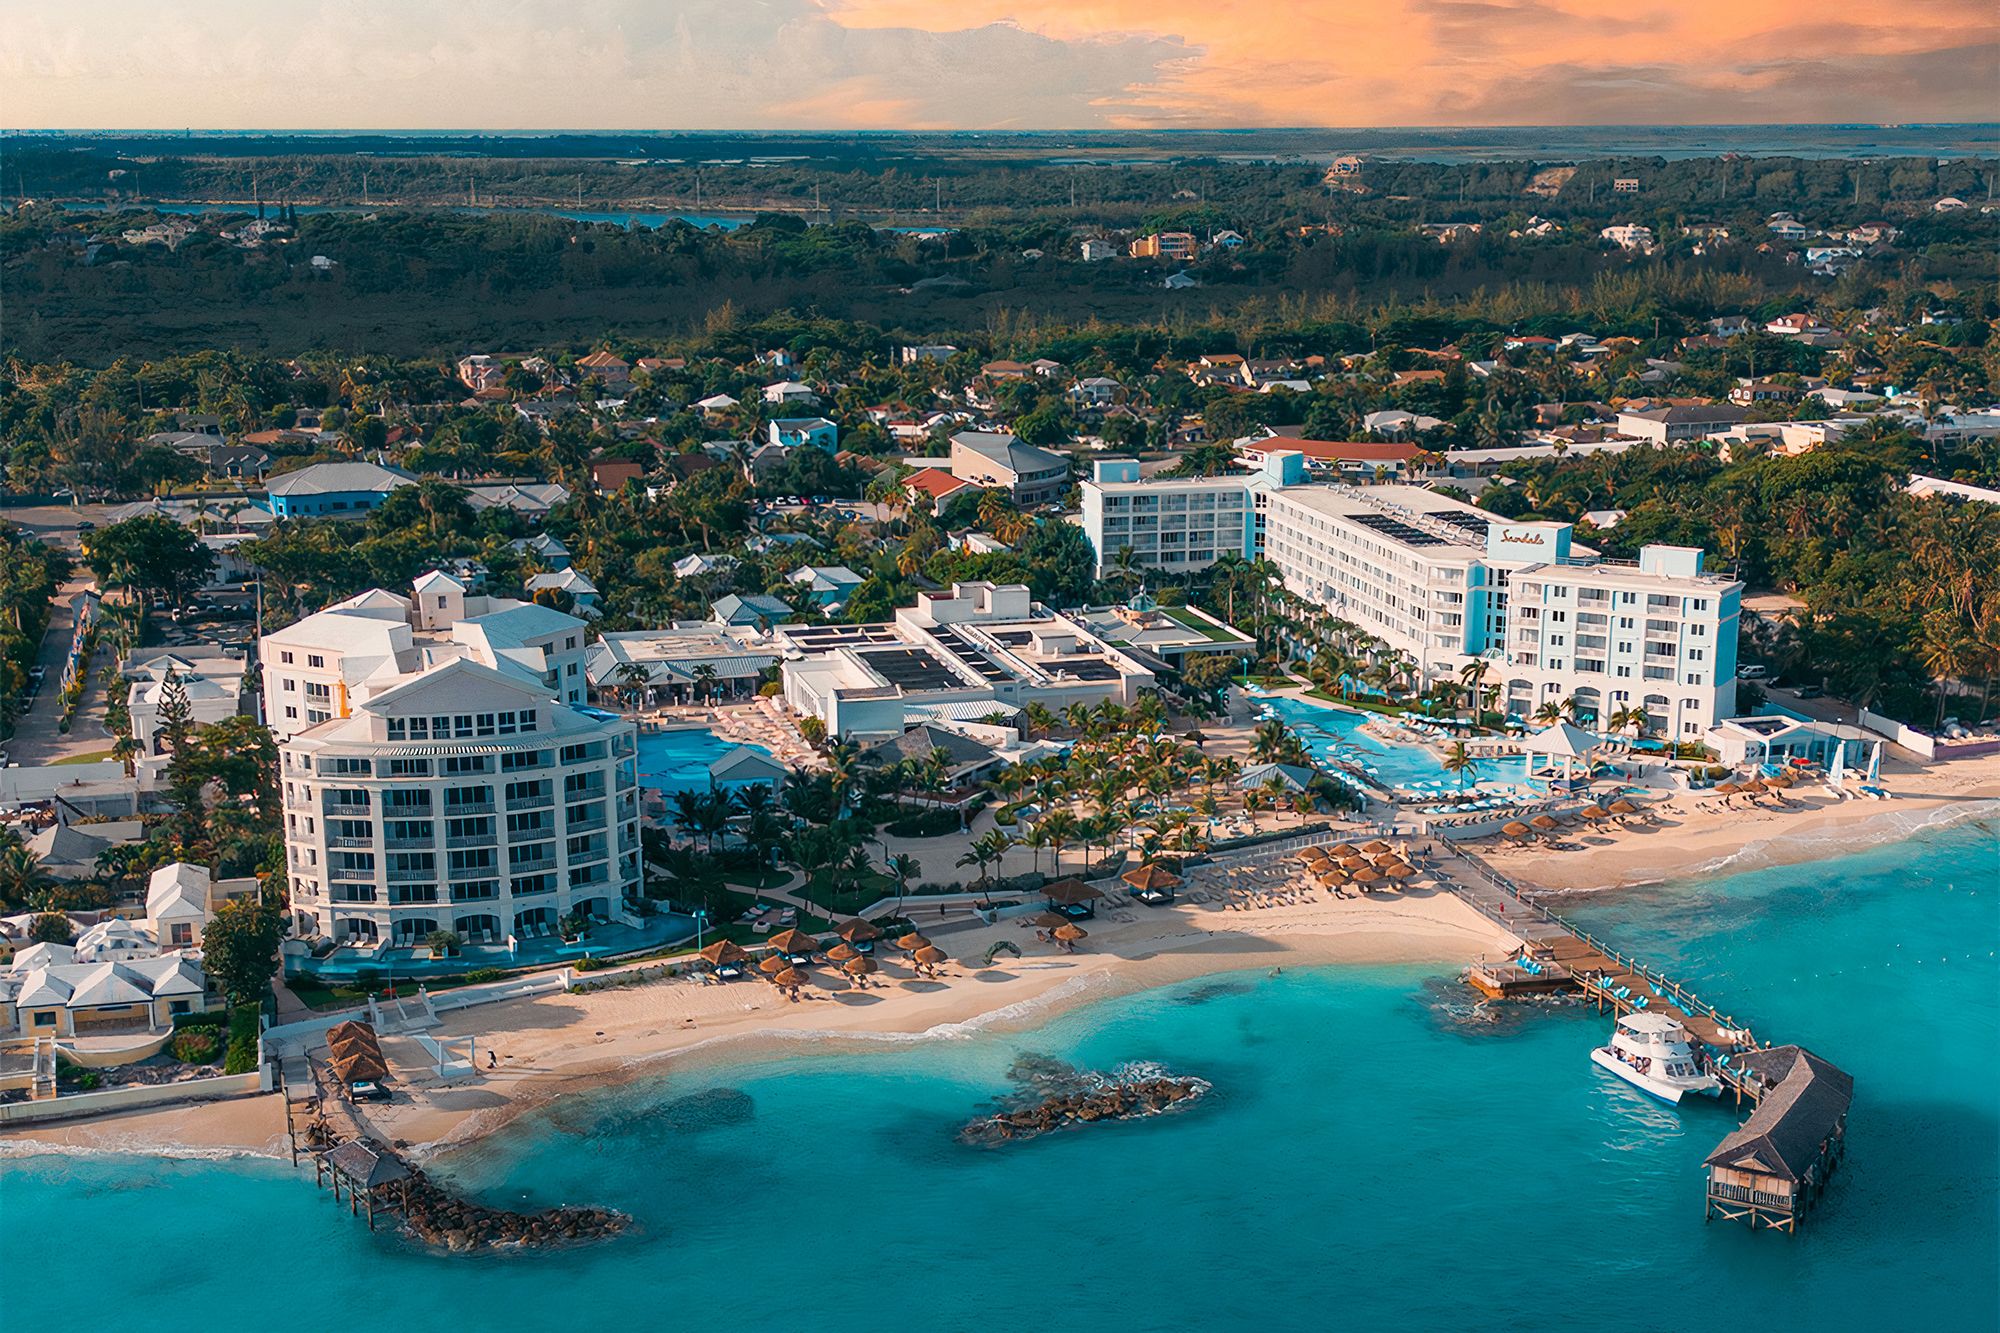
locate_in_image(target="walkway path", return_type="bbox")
[7,576,111,765]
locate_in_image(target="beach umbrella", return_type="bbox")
[836,919,882,942]
[1338,854,1369,870]
[1529,814,1562,831]
[758,953,789,975]
[699,940,749,966]
[1743,778,1770,794]
[1579,804,1609,821]
[1385,863,1419,880]
[1351,867,1384,885]
[912,945,949,967]
[897,932,932,952]
[826,942,859,962]
[1319,867,1351,884]
[1372,852,1404,867]
[1714,781,1742,795]
[1052,923,1087,942]
[1501,821,1532,839]
[1362,839,1392,854]
[1330,843,1360,857]
[773,967,807,989]
[1028,912,1071,929]
[1607,798,1640,816]
[1297,848,1330,864]
[1183,730,1207,745]
[1122,863,1182,892]
[843,956,879,977]
[1765,772,1794,788]
[767,928,816,955]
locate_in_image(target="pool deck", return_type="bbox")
[287,916,699,981]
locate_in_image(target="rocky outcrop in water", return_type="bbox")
[397,1156,630,1252]
[957,1056,1210,1146]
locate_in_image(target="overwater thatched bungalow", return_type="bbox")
[1704,1046,1852,1232]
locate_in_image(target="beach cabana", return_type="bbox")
[699,940,749,966]
[1044,879,1105,919]
[768,928,817,960]
[1523,721,1601,785]
[836,919,882,943]
[321,1140,411,1231]
[1122,863,1182,897]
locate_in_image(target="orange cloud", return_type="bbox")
[817,0,1999,125]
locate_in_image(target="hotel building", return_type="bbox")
[1262,484,1741,737]
[1078,452,1304,579]
[266,575,639,947]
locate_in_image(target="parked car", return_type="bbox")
[1736,665,1769,680]
[1793,685,1825,699]
[349,1080,392,1103]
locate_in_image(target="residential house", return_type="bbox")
[525,568,601,615]
[264,461,416,518]
[788,565,866,610]
[767,417,839,450]
[1078,238,1118,262]
[904,466,979,509]
[899,344,959,364]
[589,458,647,493]
[762,381,819,406]
[1766,313,1833,338]
[1730,380,1800,406]
[1129,232,1197,260]
[1615,405,1749,444]
[574,351,631,387]
[948,431,1071,505]
[709,594,799,631]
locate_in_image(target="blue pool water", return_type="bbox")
[1263,694,1532,790]
[634,728,770,796]
[7,816,1995,1331]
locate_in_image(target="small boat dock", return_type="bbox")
[1435,841,1853,1229]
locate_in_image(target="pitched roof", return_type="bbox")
[709,747,789,784]
[265,461,417,498]
[862,724,998,770]
[951,431,1067,477]
[1704,1047,1853,1182]
[905,467,976,501]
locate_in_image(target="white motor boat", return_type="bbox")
[1590,1012,1722,1104]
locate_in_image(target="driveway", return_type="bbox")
[7,576,113,765]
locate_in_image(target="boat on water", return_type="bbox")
[1590,1012,1723,1104]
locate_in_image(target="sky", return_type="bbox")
[4,0,1996,130]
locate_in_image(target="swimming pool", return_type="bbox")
[1260,696,1532,792]
[635,727,773,795]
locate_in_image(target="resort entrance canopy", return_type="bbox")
[1523,721,1601,780]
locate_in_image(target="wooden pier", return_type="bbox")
[1432,839,1853,1228]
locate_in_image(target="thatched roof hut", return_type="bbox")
[1122,863,1182,892]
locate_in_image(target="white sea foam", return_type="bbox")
[0,1137,284,1164]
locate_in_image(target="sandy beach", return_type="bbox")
[8,748,1994,1167]
[3,884,1514,1161]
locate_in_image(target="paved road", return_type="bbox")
[2,503,120,553]
[7,576,112,765]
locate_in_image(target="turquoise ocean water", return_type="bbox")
[6,817,1995,1332]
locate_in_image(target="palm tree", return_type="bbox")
[1532,699,1564,727]
[690,663,721,706]
[887,853,921,917]
[613,662,652,711]
[1039,808,1080,877]
[1021,822,1053,876]
[1023,701,1057,739]
[1441,740,1477,790]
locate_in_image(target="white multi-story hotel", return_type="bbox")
[267,574,639,947]
[1262,485,1742,737]
[1078,452,1304,578]
[260,570,589,740]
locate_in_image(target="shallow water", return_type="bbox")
[1264,694,1531,790]
[6,820,1994,1332]
[634,727,771,796]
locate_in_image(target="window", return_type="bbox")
[282,678,296,692]
[304,682,332,703]
[308,654,325,669]
[281,651,295,664]
[387,758,431,777]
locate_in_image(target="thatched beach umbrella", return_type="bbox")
[897,932,932,952]
[767,928,816,955]
[699,940,749,966]
[1028,912,1071,930]
[912,945,949,967]
[843,956,879,977]
[1372,852,1404,867]
[1052,923,1087,942]
[826,942,859,963]
[1529,814,1562,831]
[1339,855,1369,870]
[1330,843,1360,857]
[1362,839,1393,854]
[1123,863,1182,892]
[1714,781,1742,795]
[836,919,883,942]
[1385,863,1418,880]
[758,953,789,975]
[1351,867,1384,886]
[1579,804,1609,821]
[1297,848,1330,864]
[1608,798,1640,816]
[1318,866,1351,885]
[773,967,807,989]
[1501,821,1533,840]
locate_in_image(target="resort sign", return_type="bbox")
[1489,523,1572,562]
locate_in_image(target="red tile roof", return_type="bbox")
[904,467,975,501]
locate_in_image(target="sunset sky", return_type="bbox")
[6,0,1996,129]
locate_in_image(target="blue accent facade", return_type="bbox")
[266,489,399,518]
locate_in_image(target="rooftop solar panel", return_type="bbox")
[1351,512,1446,548]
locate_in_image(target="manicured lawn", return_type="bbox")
[794,868,898,917]
[1162,606,1245,642]
[51,749,115,765]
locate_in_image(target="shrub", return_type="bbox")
[222,1007,260,1075]
[28,912,74,944]
[171,1030,219,1063]
[574,956,604,972]
[884,808,961,838]
[424,929,462,956]
[758,681,783,697]
[464,968,507,984]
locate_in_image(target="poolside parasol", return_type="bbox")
[1052,923,1088,942]
[699,940,749,966]
[843,956,879,977]
[826,942,859,963]
[767,928,817,955]
[1529,814,1562,831]
[1122,863,1182,892]
[897,932,932,952]
[836,919,883,942]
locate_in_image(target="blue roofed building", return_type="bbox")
[265,461,417,518]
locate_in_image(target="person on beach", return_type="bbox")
[487,1050,497,1069]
